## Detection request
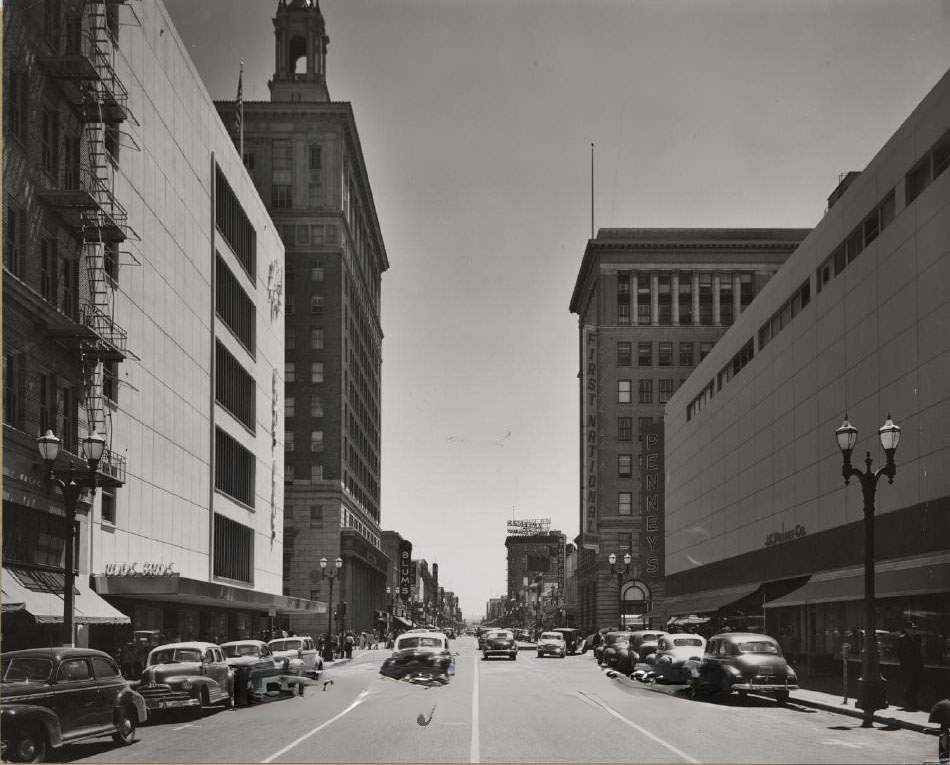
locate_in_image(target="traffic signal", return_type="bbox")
[339,601,347,616]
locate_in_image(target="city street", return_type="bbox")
[60,641,934,764]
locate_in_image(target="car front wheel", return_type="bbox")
[7,726,48,763]
[113,705,137,746]
[719,675,733,697]
[774,690,789,705]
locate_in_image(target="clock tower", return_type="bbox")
[269,0,330,103]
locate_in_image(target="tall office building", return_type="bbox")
[216,0,390,638]
[3,0,316,650]
[568,229,809,632]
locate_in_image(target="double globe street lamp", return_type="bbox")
[835,413,900,728]
[36,429,106,647]
[320,556,343,656]
[608,551,632,630]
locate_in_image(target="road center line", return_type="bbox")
[470,652,480,763]
[576,690,701,764]
[260,689,370,763]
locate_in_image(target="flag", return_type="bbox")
[235,60,245,157]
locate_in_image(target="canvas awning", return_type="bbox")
[663,584,761,617]
[392,615,413,629]
[765,558,950,608]
[2,566,130,624]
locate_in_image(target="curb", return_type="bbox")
[789,696,940,735]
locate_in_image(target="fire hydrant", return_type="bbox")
[929,698,950,765]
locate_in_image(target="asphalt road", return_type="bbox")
[60,641,936,764]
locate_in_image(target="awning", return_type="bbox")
[663,583,761,616]
[2,566,130,624]
[392,616,413,629]
[765,558,950,608]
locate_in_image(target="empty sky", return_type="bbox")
[164,0,949,620]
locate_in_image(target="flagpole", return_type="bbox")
[590,142,595,239]
[237,60,245,160]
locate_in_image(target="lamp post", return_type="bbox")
[836,414,900,728]
[320,556,343,656]
[37,429,106,646]
[608,552,632,630]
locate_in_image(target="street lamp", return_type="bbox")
[320,556,343,656]
[37,429,106,646]
[836,413,900,728]
[608,552,632,630]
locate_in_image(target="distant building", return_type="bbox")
[569,228,809,632]
[3,0,319,650]
[216,0,390,639]
[505,531,567,631]
[663,71,950,708]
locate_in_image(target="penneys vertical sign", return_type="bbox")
[581,326,598,542]
[640,422,665,579]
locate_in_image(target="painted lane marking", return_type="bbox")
[470,652,480,764]
[820,738,863,749]
[576,690,702,764]
[260,689,370,763]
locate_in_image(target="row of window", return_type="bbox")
[816,189,895,293]
[284,463,327,483]
[214,166,256,279]
[617,378,680,405]
[284,430,323,453]
[214,427,255,507]
[285,362,324,383]
[342,507,381,551]
[617,340,714,368]
[616,271,756,326]
[215,254,255,353]
[616,416,655,442]
[212,513,253,584]
[215,341,255,430]
[759,279,810,350]
[279,224,338,250]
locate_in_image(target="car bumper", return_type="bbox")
[537,647,564,655]
[483,649,515,656]
[731,681,798,692]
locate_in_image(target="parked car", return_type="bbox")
[536,631,567,658]
[627,630,670,665]
[551,627,583,655]
[136,642,233,716]
[482,629,518,660]
[267,636,323,679]
[652,634,707,683]
[380,631,455,682]
[0,647,147,763]
[696,632,798,704]
[601,631,637,672]
[514,628,534,644]
[221,640,304,704]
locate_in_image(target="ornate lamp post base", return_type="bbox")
[856,675,887,712]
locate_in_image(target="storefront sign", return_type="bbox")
[640,424,665,578]
[582,326,598,535]
[398,539,413,601]
[506,518,551,536]
[104,562,176,577]
[764,524,806,547]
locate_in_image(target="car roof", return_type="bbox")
[712,632,776,641]
[1,647,114,661]
[268,635,310,642]
[220,640,267,647]
[398,631,445,640]
[148,642,221,652]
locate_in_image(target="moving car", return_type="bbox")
[601,631,637,672]
[627,630,669,665]
[551,627,584,655]
[136,642,233,716]
[0,647,146,763]
[696,632,798,704]
[652,634,707,683]
[221,640,304,704]
[482,629,518,660]
[267,636,323,679]
[380,631,456,683]
[536,631,567,658]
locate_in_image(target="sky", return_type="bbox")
[164,0,950,621]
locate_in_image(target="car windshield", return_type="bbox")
[606,634,631,645]
[540,633,562,641]
[639,634,662,642]
[672,637,704,647]
[148,647,203,665]
[1,657,53,683]
[270,639,302,651]
[737,640,781,655]
[222,644,260,658]
[397,636,444,650]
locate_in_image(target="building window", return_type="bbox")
[700,342,713,361]
[295,225,310,247]
[658,342,672,366]
[215,341,256,429]
[61,385,78,453]
[618,454,632,478]
[214,429,255,507]
[311,362,324,383]
[272,184,292,209]
[215,255,255,352]
[618,380,632,404]
[4,200,23,277]
[719,275,734,325]
[101,487,116,525]
[286,331,296,350]
[285,361,295,383]
[310,296,324,316]
[638,417,653,440]
[659,379,673,404]
[311,431,324,452]
[6,70,27,141]
[638,342,652,366]
[104,123,120,163]
[284,463,294,482]
[213,513,253,583]
[104,241,119,282]
[309,145,322,170]
[740,272,755,310]
[311,465,323,483]
[285,396,295,418]
[311,328,324,349]
[638,379,652,404]
[286,294,295,316]
[618,532,634,552]
[39,374,56,436]
[617,342,631,366]
[618,417,633,442]
[41,108,59,176]
[618,492,633,515]
[679,342,694,367]
[678,272,693,324]
[215,166,256,277]
[243,152,255,171]
[41,238,57,302]
[285,430,295,452]
[699,273,713,325]
[311,265,324,282]
[617,272,631,325]
[311,396,323,417]
[102,360,119,403]
[657,274,671,324]
[4,352,22,428]
[273,140,292,170]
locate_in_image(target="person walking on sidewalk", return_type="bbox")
[344,632,355,659]
[897,620,924,711]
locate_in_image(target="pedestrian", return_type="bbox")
[344,632,354,659]
[898,620,924,711]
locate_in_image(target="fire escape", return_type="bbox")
[36,0,141,488]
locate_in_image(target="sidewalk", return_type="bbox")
[789,686,941,735]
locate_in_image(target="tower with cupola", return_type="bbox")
[269,0,330,103]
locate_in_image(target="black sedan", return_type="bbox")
[697,632,799,704]
[380,632,455,683]
[481,629,518,660]
[0,647,146,763]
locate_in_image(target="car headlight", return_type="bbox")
[787,668,798,681]
[181,678,193,690]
